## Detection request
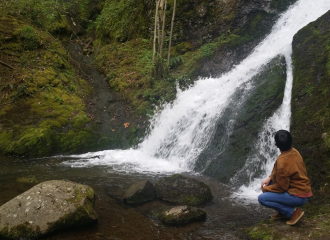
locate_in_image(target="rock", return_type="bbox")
[154,205,206,225]
[0,180,98,239]
[154,174,212,206]
[196,56,287,183]
[122,180,155,205]
[291,10,330,185]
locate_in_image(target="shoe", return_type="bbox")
[286,208,304,225]
[271,212,288,219]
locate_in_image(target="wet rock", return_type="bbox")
[291,10,330,186]
[0,180,98,239]
[122,180,155,205]
[154,205,206,225]
[155,174,212,206]
[196,56,287,183]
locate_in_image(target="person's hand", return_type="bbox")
[261,176,271,190]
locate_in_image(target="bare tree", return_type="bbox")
[167,0,176,66]
[152,0,177,76]
[159,0,167,58]
[152,0,160,64]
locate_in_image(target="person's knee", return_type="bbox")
[258,194,265,205]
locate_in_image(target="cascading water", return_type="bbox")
[63,0,330,197]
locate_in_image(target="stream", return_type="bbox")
[0,154,271,240]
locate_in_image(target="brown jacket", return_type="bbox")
[262,148,312,196]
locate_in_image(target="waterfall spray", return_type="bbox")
[63,0,330,194]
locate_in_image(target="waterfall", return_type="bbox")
[63,0,330,189]
[230,54,294,202]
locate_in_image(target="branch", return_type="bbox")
[0,60,14,69]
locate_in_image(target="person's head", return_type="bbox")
[274,130,292,151]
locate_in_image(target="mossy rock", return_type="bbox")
[154,174,212,206]
[291,10,330,190]
[0,180,98,240]
[154,205,206,226]
[122,180,156,205]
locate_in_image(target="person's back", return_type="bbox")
[258,130,312,225]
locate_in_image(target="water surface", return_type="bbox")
[0,155,270,240]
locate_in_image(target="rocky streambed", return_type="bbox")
[0,155,272,240]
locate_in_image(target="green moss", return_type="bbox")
[291,10,330,189]
[19,26,40,50]
[66,186,95,204]
[246,222,274,240]
[200,43,217,58]
[0,222,41,240]
[16,176,38,184]
[94,0,149,43]
[0,10,107,157]
[48,186,97,232]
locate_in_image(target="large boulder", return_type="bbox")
[154,205,206,225]
[154,174,212,206]
[291,10,330,190]
[122,180,156,205]
[0,180,98,239]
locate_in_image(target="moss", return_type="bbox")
[66,186,95,204]
[0,9,108,157]
[0,222,41,240]
[245,222,275,240]
[19,26,40,50]
[16,176,38,184]
[48,186,97,232]
[154,206,206,225]
[291,10,330,189]
[94,0,150,43]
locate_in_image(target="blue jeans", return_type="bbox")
[258,191,309,217]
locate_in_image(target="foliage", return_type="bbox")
[95,38,176,115]
[0,0,98,35]
[0,12,102,157]
[94,0,150,43]
[169,55,184,68]
[19,26,40,50]
[200,43,217,58]
[0,0,306,157]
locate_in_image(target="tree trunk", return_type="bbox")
[159,0,167,58]
[167,0,176,66]
[152,0,160,64]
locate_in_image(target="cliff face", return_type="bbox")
[291,10,330,190]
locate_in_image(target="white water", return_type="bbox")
[63,0,330,192]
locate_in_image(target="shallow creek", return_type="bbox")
[0,155,273,240]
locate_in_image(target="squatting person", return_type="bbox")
[258,129,313,225]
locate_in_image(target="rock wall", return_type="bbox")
[291,10,330,190]
[195,56,287,183]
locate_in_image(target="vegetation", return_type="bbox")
[0,2,98,156]
[0,0,306,160]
